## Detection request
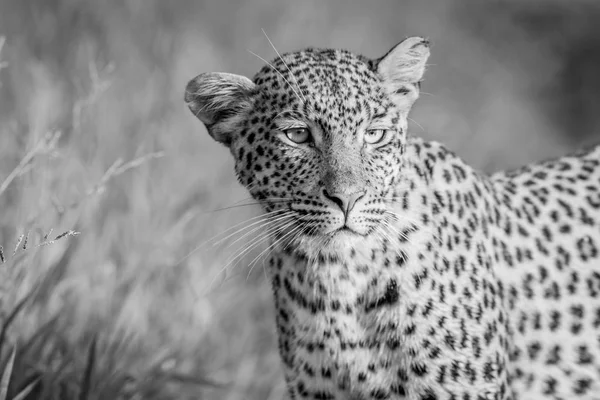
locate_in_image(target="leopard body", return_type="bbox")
[185,37,600,399]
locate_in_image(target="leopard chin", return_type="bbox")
[284,226,382,262]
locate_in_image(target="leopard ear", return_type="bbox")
[185,72,256,147]
[375,37,430,109]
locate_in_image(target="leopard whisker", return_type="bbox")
[174,209,286,268]
[261,29,307,102]
[252,222,305,271]
[212,211,293,248]
[283,219,318,251]
[384,210,439,243]
[208,199,291,213]
[204,208,287,246]
[210,217,297,289]
[375,222,395,246]
[381,217,436,266]
[221,211,296,248]
[246,220,307,280]
[408,117,425,132]
[307,232,331,267]
[247,49,305,104]
[226,217,297,264]
[259,219,318,279]
[380,216,414,244]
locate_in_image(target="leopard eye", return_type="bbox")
[284,127,311,144]
[364,129,387,145]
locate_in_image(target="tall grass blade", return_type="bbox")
[12,378,39,400]
[0,284,39,362]
[78,336,97,400]
[0,347,16,400]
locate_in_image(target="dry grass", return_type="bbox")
[0,0,595,399]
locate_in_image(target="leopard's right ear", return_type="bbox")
[375,37,430,111]
[185,72,256,147]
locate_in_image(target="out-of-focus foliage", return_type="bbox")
[0,0,598,398]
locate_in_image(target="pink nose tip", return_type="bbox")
[322,189,365,216]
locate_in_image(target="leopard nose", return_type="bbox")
[322,189,366,216]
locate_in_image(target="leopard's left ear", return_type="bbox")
[185,72,257,147]
[375,37,430,109]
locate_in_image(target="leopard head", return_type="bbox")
[185,37,430,257]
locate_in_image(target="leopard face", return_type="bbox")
[185,37,430,256]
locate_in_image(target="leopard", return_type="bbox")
[184,36,600,400]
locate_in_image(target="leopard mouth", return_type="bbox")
[326,225,367,238]
[334,225,358,234]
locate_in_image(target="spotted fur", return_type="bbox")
[185,37,600,399]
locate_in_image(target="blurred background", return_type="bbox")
[0,0,599,399]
